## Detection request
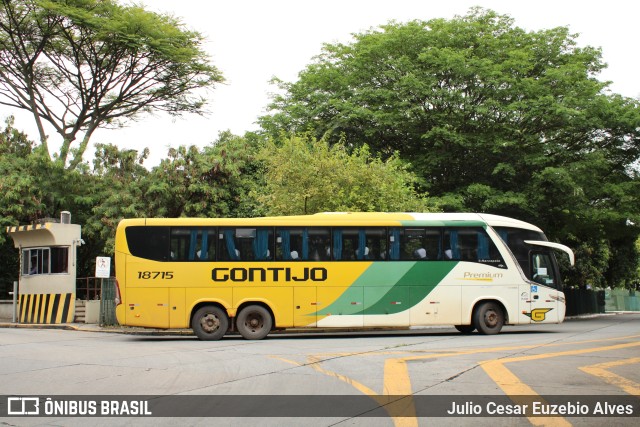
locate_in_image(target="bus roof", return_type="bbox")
[117,212,543,232]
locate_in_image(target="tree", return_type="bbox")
[144,133,262,219]
[261,9,634,194]
[87,132,264,253]
[142,131,263,218]
[0,0,223,168]
[0,116,38,296]
[256,134,435,215]
[82,142,151,254]
[259,8,640,287]
[0,115,102,293]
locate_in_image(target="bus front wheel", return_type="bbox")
[236,305,272,340]
[473,302,504,335]
[192,306,228,341]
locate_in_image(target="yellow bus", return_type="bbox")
[114,212,574,340]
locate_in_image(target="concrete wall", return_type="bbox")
[0,300,16,321]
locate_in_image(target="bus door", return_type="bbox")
[525,240,574,323]
[528,251,561,323]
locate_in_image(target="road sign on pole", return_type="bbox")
[95,257,111,278]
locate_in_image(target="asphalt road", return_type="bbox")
[1,313,639,426]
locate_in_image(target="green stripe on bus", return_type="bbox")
[315,262,457,316]
[315,263,412,316]
[360,262,456,315]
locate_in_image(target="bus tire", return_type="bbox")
[473,302,504,335]
[455,325,475,334]
[236,305,272,340]
[192,306,228,341]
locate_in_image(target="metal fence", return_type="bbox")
[76,277,102,300]
[76,277,118,326]
[604,288,640,312]
[564,288,604,316]
[565,287,640,316]
[99,277,118,326]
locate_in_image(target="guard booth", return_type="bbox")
[6,211,83,324]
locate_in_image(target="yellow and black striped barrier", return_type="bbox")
[19,293,74,324]
[6,223,48,233]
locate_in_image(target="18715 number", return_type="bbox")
[137,271,174,279]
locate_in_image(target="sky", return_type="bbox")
[2,0,639,167]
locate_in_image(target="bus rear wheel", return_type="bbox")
[192,306,228,341]
[236,305,272,340]
[473,302,504,335]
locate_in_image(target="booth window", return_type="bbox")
[21,247,69,275]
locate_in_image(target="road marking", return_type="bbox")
[271,334,640,427]
[579,357,640,396]
[479,340,640,426]
[272,354,417,427]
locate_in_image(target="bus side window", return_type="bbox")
[363,228,387,260]
[126,226,170,261]
[276,228,304,260]
[389,228,401,260]
[170,228,217,261]
[392,228,442,261]
[252,228,273,261]
[219,228,273,261]
[401,228,425,260]
[201,229,217,260]
[333,228,357,260]
[493,227,549,276]
[170,228,189,260]
[444,229,461,260]
[218,228,241,261]
[276,227,330,261]
[308,228,330,261]
[444,227,506,269]
[531,252,558,287]
[329,227,388,261]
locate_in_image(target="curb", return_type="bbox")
[0,322,194,336]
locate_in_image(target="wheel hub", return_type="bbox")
[485,310,497,327]
[247,314,262,329]
[201,314,220,332]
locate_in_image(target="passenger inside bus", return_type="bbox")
[414,248,427,259]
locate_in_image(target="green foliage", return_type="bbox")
[1,6,639,292]
[0,116,101,291]
[0,117,96,239]
[256,134,435,215]
[262,9,616,193]
[145,132,263,218]
[260,8,640,288]
[86,132,264,253]
[83,143,151,254]
[0,0,223,167]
